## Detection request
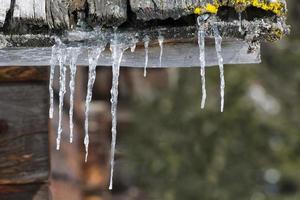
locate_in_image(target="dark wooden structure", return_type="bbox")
[0,67,49,200]
[0,0,290,199]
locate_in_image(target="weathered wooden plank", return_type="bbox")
[0,0,11,28]
[87,0,127,26]
[0,82,49,184]
[13,0,47,22]
[129,0,200,20]
[0,183,49,200]
[46,0,70,29]
[0,39,261,67]
[0,67,48,82]
[70,0,87,12]
[6,0,48,33]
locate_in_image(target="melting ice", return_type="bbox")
[197,16,207,109]
[108,31,131,190]
[84,46,105,162]
[238,12,242,33]
[49,44,58,119]
[57,44,67,150]
[213,25,225,112]
[68,47,81,143]
[143,35,150,77]
[158,35,164,67]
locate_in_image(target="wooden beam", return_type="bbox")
[0,183,49,200]
[87,0,127,27]
[0,67,48,82]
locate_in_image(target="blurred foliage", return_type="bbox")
[120,0,300,199]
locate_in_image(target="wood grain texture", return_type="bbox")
[5,0,48,34]
[0,82,49,184]
[87,0,127,26]
[0,0,11,28]
[70,0,87,11]
[0,183,49,200]
[0,39,261,67]
[46,0,70,29]
[0,67,48,82]
[13,0,47,22]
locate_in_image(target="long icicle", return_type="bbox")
[197,16,207,109]
[57,44,67,150]
[158,35,164,67]
[109,30,127,190]
[49,44,58,119]
[68,47,81,143]
[84,46,104,162]
[143,35,150,77]
[213,25,225,112]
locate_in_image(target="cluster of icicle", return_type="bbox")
[197,15,225,112]
[49,18,226,190]
[48,31,164,190]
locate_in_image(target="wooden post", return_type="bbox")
[0,67,50,200]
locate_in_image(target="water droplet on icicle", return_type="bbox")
[68,47,81,143]
[143,36,150,77]
[213,25,225,112]
[84,45,105,162]
[108,31,128,190]
[56,44,67,150]
[158,35,164,67]
[197,16,207,109]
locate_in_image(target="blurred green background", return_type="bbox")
[118,0,300,199]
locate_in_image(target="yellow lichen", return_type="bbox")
[194,0,285,16]
[194,3,219,15]
[232,0,285,15]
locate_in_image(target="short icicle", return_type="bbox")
[238,12,242,33]
[84,46,105,162]
[213,25,225,112]
[158,35,164,67]
[143,35,150,77]
[109,30,128,190]
[197,16,207,109]
[56,43,67,150]
[68,47,81,143]
[130,35,138,53]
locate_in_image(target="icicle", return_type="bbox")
[143,35,150,77]
[108,30,128,191]
[68,47,81,144]
[238,12,242,33]
[158,35,164,67]
[197,16,207,109]
[56,44,67,150]
[49,44,58,119]
[84,46,105,162]
[130,33,139,53]
[213,25,225,113]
